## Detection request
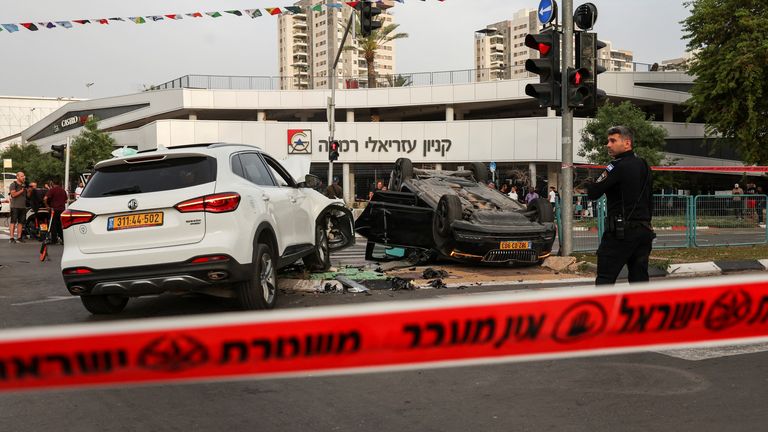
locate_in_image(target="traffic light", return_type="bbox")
[51,144,67,160]
[575,31,607,114]
[329,140,340,162]
[360,1,382,37]
[524,29,561,108]
[565,66,591,107]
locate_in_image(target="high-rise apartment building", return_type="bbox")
[278,0,397,90]
[475,9,634,81]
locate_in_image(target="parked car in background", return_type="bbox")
[356,158,556,266]
[61,143,355,314]
[0,192,9,215]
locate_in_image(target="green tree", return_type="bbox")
[69,117,116,175]
[346,22,408,88]
[578,101,668,166]
[385,74,413,87]
[0,143,63,183]
[681,0,768,164]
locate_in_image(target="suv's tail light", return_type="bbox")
[175,192,241,213]
[60,209,96,229]
[63,267,94,275]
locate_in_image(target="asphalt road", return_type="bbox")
[2,242,768,431]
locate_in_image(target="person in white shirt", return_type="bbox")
[548,186,558,208]
[508,186,519,201]
[74,181,84,200]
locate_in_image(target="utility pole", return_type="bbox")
[327,2,356,187]
[64,136,72,209]
[560,0,574,256]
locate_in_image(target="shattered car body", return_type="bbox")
[355,158,556,265]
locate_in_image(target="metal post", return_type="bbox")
[560,0,574,256]
[327,4,356,188]
[64,136,71,209]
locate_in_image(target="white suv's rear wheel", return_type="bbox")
[81,295,128,315]
[238,243,277,310]
[304,217,331,271]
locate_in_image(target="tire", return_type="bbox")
[433,195,463,241]
[391,158,414,191]
[238,243,278,310]
[81,295,128,315]
[304,216,331,271]
[469,162,489,183]
[527,198,555,223]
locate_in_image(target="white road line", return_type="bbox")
[655,343,768,361]
[11,296,80,306]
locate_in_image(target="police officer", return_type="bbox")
[585,126,655,285]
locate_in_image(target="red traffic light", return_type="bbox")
[330,141,340,151]
[525,33,557,58]
[538,43,551,56]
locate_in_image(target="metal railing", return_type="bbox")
[556,194,768,252]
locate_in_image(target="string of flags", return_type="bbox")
[0,1,445,34]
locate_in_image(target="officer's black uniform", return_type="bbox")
[586,150,655,285]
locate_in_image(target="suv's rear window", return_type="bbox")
[82,156,216,197]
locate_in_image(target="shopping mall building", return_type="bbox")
[19,71,744,205]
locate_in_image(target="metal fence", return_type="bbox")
[556,194,768,252]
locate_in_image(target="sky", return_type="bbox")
[1,0,691,99]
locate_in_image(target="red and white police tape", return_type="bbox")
[2,274,768,393]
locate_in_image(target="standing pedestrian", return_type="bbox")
[74,181,85,200]
[525,187,539,204]
[508,186,519,201]
[732,183,744,219]
[758,186,765,224]
[8,171,27,243]
[548,186,558,209]
[585,126,655,285]
[44,179,68,245]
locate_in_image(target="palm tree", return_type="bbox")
[346,23,408,88]
[385,74,413,88]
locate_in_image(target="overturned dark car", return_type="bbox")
[355,158,556,266]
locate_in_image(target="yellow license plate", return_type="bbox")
[40,223,48,232]
[108,212,164,231]
[500,241,530,250]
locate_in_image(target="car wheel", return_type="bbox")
[469,163,489,183]
[391,158,413,191]
[304,216,331,271]
[433,194,463,248]
[528,198,555,223]
[238,243,277,310]
[81,295,128,314]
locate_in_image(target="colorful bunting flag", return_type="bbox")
[311,4,323,12]
[98,19,109,25]
[345,2,360,8]
[225,10,243,17]
[147,16,164,22]
[327,3,343,9]
[2,24,20,33]
[244,9,263,18]
[129,17,146,24]
[265,8,281,15]
[165,14,182,20]
[55,21,73,28]
[21,23,39,31]
[40,22,57,29]
[109,17,125,22]
[206,12,223,18]
[186,12,204,18]
[284,6,303,14]
[72,20,90,25]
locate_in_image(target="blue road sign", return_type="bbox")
[489,162,497,172]
[538,0,556,24]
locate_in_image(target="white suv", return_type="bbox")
[61,143,354,314]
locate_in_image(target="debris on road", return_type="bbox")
[335,275,372,295]
[422,268,449,279]
[391,277,416,291]
[427,279,447,289]
[542,256,577,272]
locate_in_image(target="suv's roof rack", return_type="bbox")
[136,143,259,154]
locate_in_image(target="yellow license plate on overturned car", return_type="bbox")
[500,241,530,250]
[108,212,164,231]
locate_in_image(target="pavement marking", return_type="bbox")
[656,343,768,361]
[11,296,80,306]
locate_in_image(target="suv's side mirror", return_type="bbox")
[299,174,322,189]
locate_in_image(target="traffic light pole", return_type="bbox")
[64,136,71,209]
[560,0,574,256]
[327,8,356,188]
